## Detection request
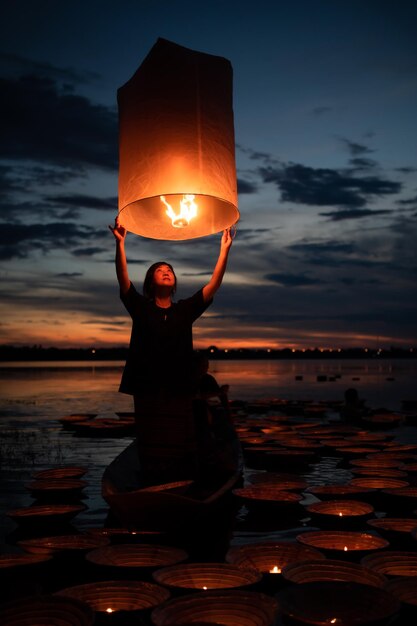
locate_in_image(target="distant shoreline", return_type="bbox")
[1,345,416,362]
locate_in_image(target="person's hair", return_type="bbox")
[143,262,177,300]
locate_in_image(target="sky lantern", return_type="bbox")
[117,38,239,240]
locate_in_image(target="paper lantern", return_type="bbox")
[118,38,239,240]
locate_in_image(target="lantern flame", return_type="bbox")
[160,194,198,228]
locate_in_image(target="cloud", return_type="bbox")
[339,138,375,156]
[395,167,417,174]
[71,247,108,257]
[0,74,117,170]
[237,179,258,194]
[397,195,417,206]
[320,208,393,221]
[0,166,86,207]
[236,144,279,165]
[288,241,356,256]
[311,106,333,116]
[0,221,101,259]
[348,157,378,171]
[0,52,100,85]
[265,272,322,287]
[54,272,84,278]
[259,163,401,208]
[45,194,118,210]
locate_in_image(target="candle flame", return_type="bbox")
[106,608,114,613]
[203,585,208,590]
[339,512,343,517]
[344,546,348,551]
[269,565,281,574]
[161,194,198,228]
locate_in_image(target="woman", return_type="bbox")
[109,216,234,485]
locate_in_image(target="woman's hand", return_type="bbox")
[220,227,234,252]
[109,216,127,242]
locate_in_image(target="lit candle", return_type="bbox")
[106,608,114,613]
[269,565,281,574]
[203,586,208,590]
[338,512,343,517]
[343,546,348,551]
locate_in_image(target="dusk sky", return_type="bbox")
[1,0,416,351]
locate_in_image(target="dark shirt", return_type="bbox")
[120,282,212,396]
[199,373,221,395]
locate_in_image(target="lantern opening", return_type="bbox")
[160,194,197,228]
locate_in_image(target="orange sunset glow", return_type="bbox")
[1,303,413,352]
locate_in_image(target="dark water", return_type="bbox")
[1,360,417,622]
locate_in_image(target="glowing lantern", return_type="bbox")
[117,38,239,240]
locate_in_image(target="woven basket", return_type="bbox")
[151,590,279,626]
[277,581,400,626]
[56,580,170,613]
[226,540,325,574]
[0,595,94,626]
[153,562,262,591]
[282,558,387,588]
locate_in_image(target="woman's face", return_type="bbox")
[152,264,176,291]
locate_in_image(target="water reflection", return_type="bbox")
[0,358,416,419]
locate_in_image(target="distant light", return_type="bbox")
[224,349,228,353]
[91,349,96,354]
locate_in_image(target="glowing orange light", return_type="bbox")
[160,194,197,228]
[343,546,348,551]
[202,585,208,590]
[269,565,281,574]
[117,39,239,241]
[339,512,343,517]
[106,608,114,613]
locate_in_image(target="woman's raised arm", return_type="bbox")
[109,216,130,294]
[202,228,234,303]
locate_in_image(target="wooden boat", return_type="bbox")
[102,425,243,531]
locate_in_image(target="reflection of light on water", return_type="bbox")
[2,358,416,414]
